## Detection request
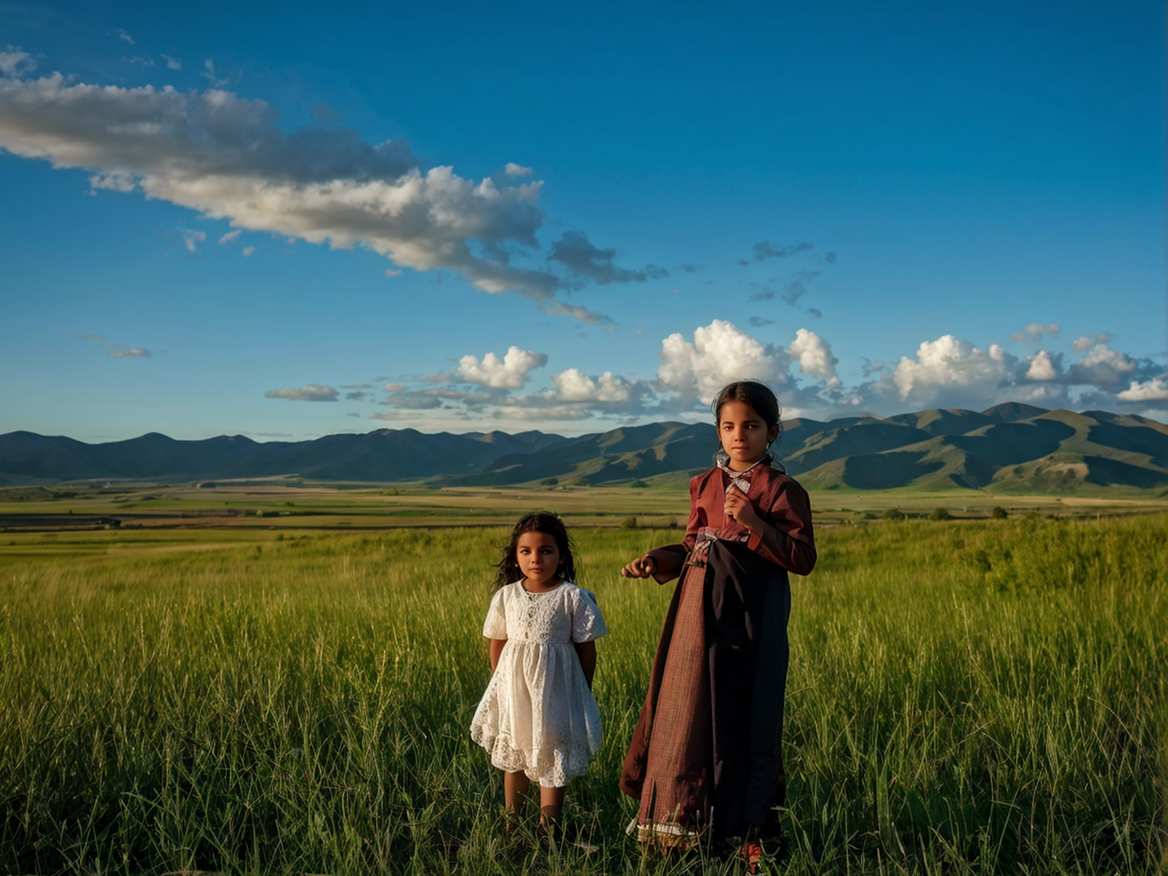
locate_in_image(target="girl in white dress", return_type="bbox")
[470,511,606,835]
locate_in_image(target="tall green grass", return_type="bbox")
[1,518,1165,874]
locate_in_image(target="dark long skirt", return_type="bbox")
[620,539,791,846]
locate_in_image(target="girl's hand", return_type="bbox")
[725,485,763,532]
[621,555,658,578]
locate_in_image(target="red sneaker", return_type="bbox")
[740,840,764,874]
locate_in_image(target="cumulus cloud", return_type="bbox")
[549,231,668,285]
[393,321,848,426]
[0,72,609,318]
[504,162,533,177]
[883,335,1017,408]
[845,333,1166,416]
[455,346,548,389]
[162,54,182,71]
[1024,350,1062,381]
[1067,344,1141,388]
[1073,332,1110,352]
[787,328,840,386]
[1118,376,1168,402]
[657,319,789,401]
[265,384,339,401]
[342,323,1167,432]
[551,369,646,405]
[0,48,34,79]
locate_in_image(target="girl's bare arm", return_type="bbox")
[488,638,507,672]
[574,640,597,689]
[621,546,686,582]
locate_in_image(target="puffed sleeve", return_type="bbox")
[571,587,608,642]
[746,476,817,575]
[482,588,508,639]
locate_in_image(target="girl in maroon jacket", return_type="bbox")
[620,380,816,867]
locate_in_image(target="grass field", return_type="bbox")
[1,510,1166,874]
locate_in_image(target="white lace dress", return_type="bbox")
[469,580,607,787]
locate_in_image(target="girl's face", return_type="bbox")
[515,530,565,590]
[718,400,780,471]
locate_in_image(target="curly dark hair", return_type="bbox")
[494,511,578,589]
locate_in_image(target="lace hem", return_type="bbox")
[471,728,600,787]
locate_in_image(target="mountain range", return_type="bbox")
[2,403,1167,493]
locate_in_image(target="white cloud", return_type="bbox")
[162,55,181,71]
[1067,344,1139,388]
[0,74,602,316]
[108,347,151,358]
[887,335,1016,407]
[1025,349,1061,381]
[383,268,402,277]
[551,369,640,403]
[455,346,548,389]
[1118,376,1168,402]
[242,245,255,256]
[504,162,533,177]
[330,325,1168,431]
[1072,332,1110,352]
[657,319,787,401]
[111,29,135,46]
[264,384,339,401]
[787,328,839,386]
[0,48,35,79]
[218,229,241,244]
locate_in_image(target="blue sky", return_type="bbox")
[1,0,1164,443]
